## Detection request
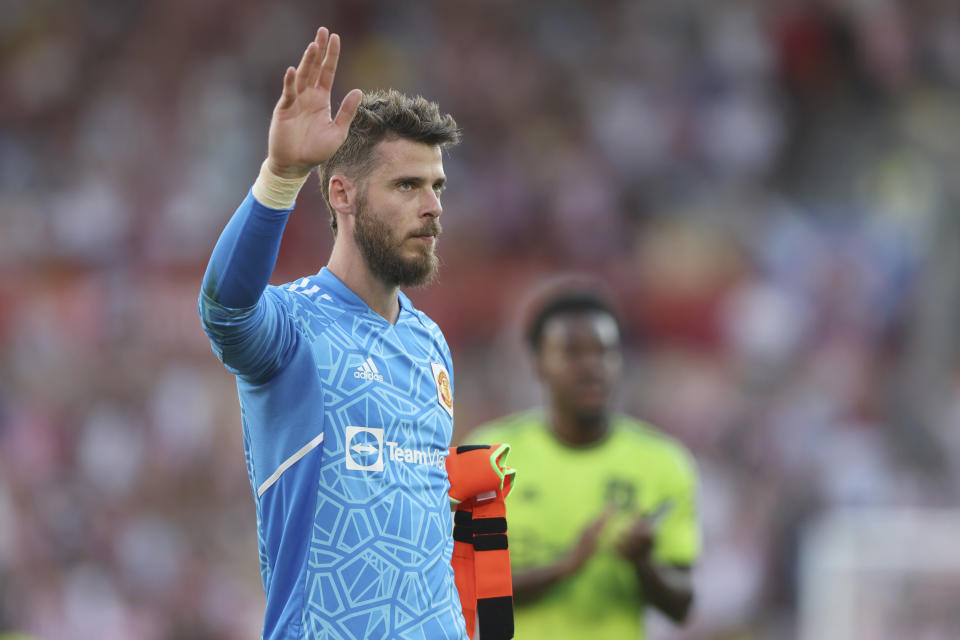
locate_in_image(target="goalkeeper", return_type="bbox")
[199,26,470,639]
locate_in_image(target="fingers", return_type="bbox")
[334,88,364,130]
[293,27,341,96]
[626,517,655,539]
[281,26,351,118]
[275,68,296,112]
[615,516,655,557]
[316,32,343,92]
[580,508,613,545]
[280,67,297,107]
[643,500,674,529]
[592,506,616,528]
[305,27,330,89]
[295,43,316,93]
[616,525,654,561]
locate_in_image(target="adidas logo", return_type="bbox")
[287,277,320,296]
[354,357,385,382]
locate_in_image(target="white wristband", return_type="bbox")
[251,160,310,210]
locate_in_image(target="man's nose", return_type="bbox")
[421,187,442,218]
[575,350,608,374]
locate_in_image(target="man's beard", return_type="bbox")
[354,197,441,287]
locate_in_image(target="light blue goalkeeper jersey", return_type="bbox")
[199,192,466,640]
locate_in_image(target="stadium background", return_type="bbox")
[2,0,960,637]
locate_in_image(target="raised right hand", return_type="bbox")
[266,27,363,179]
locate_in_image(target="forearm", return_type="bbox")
[513,510,613,604]
[201,162,306,309]
[512,560,575,605]
[633,561,693,623]
[198,163,309,378]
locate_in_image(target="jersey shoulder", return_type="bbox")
[401,293,445,337]
[614,415,699,479]
[268,275,351,327]
[614,415,688,452]
[399,292,453,363]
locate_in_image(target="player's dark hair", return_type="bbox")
[526,287,622,353]
[319,89,461,234]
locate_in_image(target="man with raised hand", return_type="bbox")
[199,27,466,639]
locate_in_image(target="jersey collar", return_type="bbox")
[316,267,416,323]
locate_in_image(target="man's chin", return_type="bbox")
[394,258,438,287]
[399,271,437,288]
[571,401,610,425]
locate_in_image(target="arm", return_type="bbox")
[198,189,297,379]
[617,490,697,623]
[616,518,693,623]
[198,27,361,376]
[512,509,612,604]
[635,564,693,623]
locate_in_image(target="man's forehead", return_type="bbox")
[370,138,444,174]
[543,312,620,345]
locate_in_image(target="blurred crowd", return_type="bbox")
[2,0,960,638]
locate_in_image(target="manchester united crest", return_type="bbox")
[430,362,454,418]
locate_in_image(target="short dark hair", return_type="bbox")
[319,89,461,233]
[525,285,622,352]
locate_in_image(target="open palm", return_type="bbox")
[267,27,363,179]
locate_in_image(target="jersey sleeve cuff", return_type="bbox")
[251,159,310,210]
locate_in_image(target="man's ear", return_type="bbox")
[329,174,357,219]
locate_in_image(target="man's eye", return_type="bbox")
[433,184,445,194]
[398,182,413,191]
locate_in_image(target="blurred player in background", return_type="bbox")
[468,283,701,639]
[198,27,468,639]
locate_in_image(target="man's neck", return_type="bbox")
[327,242,400,324]
[547,405,610,447]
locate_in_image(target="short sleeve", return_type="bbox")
[651,446,701,566]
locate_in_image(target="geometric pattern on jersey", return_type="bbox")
[204,268,467,640]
